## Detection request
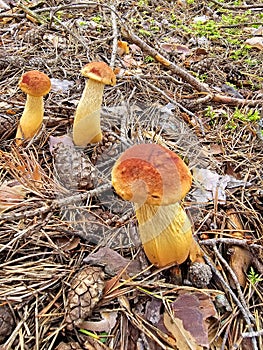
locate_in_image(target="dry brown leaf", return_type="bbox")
[0,180,28,212]
[245,37,263,50]
[84,247,141,276]
[160,43,191,56]
[226,209,252,288]
[55,237,80,251]
[122,54,141,68]
[164,312,203,350]
[166,292,218,348]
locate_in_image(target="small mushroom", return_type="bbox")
[16,70,51,145]
[112,143,203,267]
[73,61,116,147]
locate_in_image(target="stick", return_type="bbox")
[0,183,112,222]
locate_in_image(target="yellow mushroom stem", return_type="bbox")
[135,202,204,267]
[73,79,105,146]
[16,95,44,145]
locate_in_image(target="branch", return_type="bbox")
[121,25,263,107]
[0,183,112,222]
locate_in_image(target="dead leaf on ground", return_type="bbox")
[0,180,28,212]
[160,43,191,56]
[55,236,80,251]
[164,292,218,349]
[226,209,252,288]
[245,37,263,50]
[84,247,141,276]
[164,312,203,350]
[77,311,118,333]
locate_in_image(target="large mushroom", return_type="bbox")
[73,61,116,147]
[111,143,203,267]
[16,70,51,145]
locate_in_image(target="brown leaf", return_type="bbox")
[226,210,252,288]
[77,311,118,333]
[55,237,80,251]
[167,292,218,348]
[245,37,263,50]
[160,43,191,55]
[84,247,141,276]
[164,311,203,350]
[0,180,27,212]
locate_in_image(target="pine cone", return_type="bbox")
[50,136,96,191]
[24,25,46,44]
[28,57,45,69]
[190,58,214,74]
[0,305,15,343]
[65,266,105,331]
[91,131,120,165]
[188,262,212,288]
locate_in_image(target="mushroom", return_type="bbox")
[73,61,116,147]
[111,143,203,267]
[16,70,51,145]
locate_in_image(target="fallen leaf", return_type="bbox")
[129,44,141,53]
[160,43,191,56]
[122,54,141,68]
[192,167,251,204]
[245,37,263,50]
[55,237,80,251]
[84,247,141,276]
[77,311,118,332]
[0,180,28,212]
[165,292,218,348]
[226,209,252,288]
[49,135,74,154]
[164,311,203,350]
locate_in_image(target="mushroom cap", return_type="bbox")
[81,61,116,86]
[19,70,51,97]
[112,143,192,206]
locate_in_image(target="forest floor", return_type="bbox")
[0,1,263,349]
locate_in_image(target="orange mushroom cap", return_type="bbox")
[81,61,116,86]
[19,70,51,97]
[112,143,192,206]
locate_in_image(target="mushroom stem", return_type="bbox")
[135,202,194,267]
[16,95,44,143]
[73,79,104,146]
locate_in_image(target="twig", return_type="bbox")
[132,76,206,135]
[110,4,118,68]
[17,3,47,24]
[212,245,254,322]
[121,25,263,107]
[0,183,112,222]
[204,256,258,350]
[210,0,263,10]
[50,15,90,52]
[200,238,262,250]
[121,25,210,94]
[242,329,263,338]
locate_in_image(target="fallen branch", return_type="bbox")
[0,183,112,222]
[210,0,263,10]
[121,26,263,107]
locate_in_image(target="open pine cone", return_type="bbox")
[65,266,105,331]
[50,136,97,191]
